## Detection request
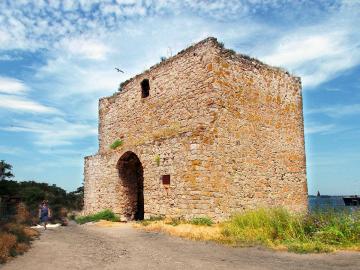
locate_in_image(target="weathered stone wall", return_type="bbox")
[83,37,308,220]
[197,49,307,215]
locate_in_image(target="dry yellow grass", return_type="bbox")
[95,220,125,228]
[0,233,17,263]
[15,203,32,224]
[14,243,29,255]
[133,221,224,242]
[23,227,39,238]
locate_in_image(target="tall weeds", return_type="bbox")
[222,208,360,252]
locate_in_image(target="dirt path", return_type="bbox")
[1,223,360,270]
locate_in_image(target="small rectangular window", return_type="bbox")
[162,175,170,185]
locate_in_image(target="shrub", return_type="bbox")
[14,243,29,255]
[22,227,39,238]
[68,213,76,220]
[286,241,334,253]
[166,217,184,226]
[0,233,17,263]
[139,215,165,226]
[139,220,151,227]
[148,215,165,221]
[190,217,213,226]
[15,203,32,225]
[76,210,120,224]
[154,155,160,166]
[4,223,33,243]
[110,139,123,150]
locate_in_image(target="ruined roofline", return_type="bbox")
[102,36,299,101]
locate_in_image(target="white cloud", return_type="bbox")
[0,145,25,155]
[261,28,360,87]
[1,118,97,147]
[60,38,111,60]
[0,76,27,94]
[307,104,360,118]
[305,122,335,135]
[260,18,360,88]
[0,29,11,45]
[262,33,343,68]
[34,54,123,99]
[0,94,59,114]
[0,54,21,61]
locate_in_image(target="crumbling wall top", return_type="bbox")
[102,36,299,102]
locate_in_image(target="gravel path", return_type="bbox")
[1,223,360,270]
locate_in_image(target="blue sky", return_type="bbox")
[0,0,359,195]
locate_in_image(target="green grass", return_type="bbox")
[138,215,165,227]
[165,217,185,226]
[140,216,214,227]
[190,217,214,226]
[221,208,360,253]
[110,139,123,150]
[76,210,120,224]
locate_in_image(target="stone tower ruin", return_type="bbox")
[83,37,308,221]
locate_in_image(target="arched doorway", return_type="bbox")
[117,151,144,220]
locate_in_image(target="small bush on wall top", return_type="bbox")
[154,154,160,166]
[110,139,123,150]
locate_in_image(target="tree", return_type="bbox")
[67,186,84,210]
[0,160,14,181]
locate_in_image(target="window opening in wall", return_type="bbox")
[162,175,170,185]
[141,79,150,98]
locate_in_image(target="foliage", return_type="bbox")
[0,160,82,263]
[165,216,185,226]
[136,208,360,253]
[0,179,84,223]
[138,215,164,226]
[14,203,32,225]
[154,154,160,166]
[190,217,214,226]
[0,205,39,263]
[160,56,167,62]
[140,216,213,227]
[0,160,14,181]
[221,208,360,253]
[0,233,16,263]
[110,139,123,150]
[3,223,33,244]
[66,186,84,211]
[0,222,39,263]
[75,210,120,224]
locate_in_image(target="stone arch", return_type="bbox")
[117,151,144,220]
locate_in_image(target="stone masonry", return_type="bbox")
[84,37,308,221]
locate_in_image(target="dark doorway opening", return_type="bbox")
[117,151,144,220]
[141,79,150,98]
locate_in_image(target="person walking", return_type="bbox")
[39,200,51,229]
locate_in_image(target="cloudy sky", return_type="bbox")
[0,0,359,194]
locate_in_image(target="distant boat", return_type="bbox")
[343,196,360,206]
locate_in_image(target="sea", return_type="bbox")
[308,195,359,212]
